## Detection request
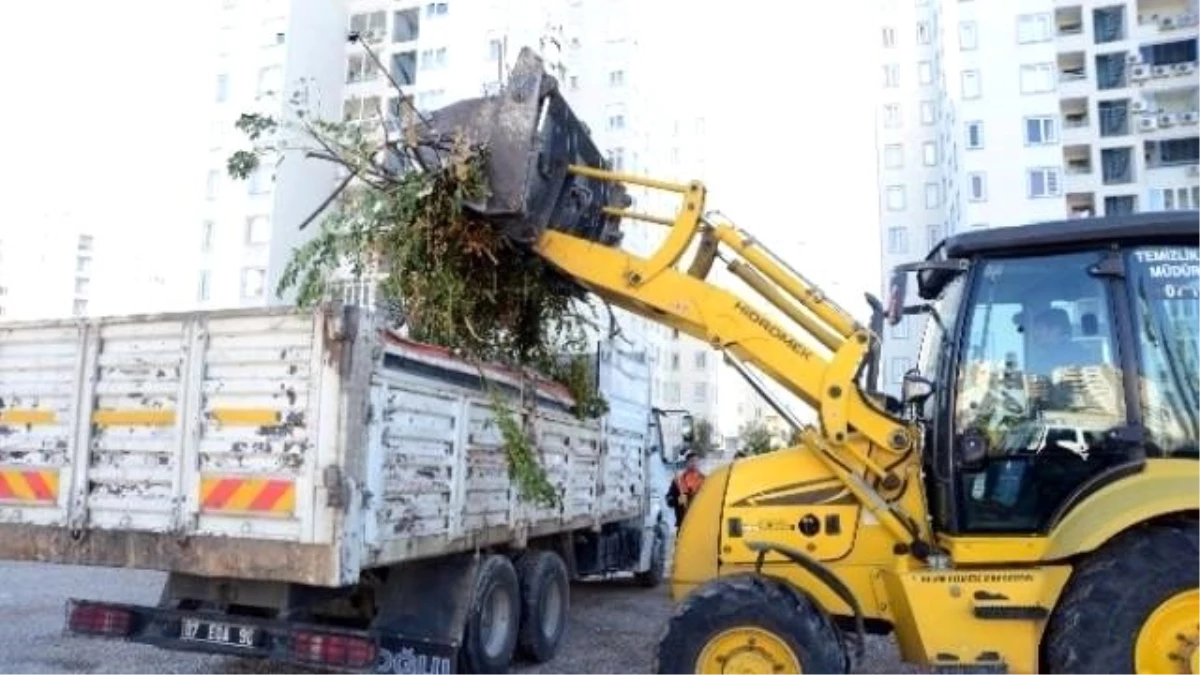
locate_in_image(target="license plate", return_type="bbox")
[180,617,260,649]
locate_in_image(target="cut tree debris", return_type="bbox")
[225,46,619,508]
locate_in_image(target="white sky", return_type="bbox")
[0,0,881,319]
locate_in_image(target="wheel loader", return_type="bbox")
[418,48,1199,674]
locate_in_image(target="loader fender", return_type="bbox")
[668,464,730,603]
[1043,458,1199,562]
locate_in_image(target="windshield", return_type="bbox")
[1126,245,1199,456]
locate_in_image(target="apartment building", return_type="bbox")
[0,219,97,322]
[875,0,1199,394]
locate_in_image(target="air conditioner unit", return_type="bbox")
[1177,62,1198,75]
[1126,51,1143,64]
[1181,111,1200,124]
[1132,98,1149,112]
[1159,15,1177,29]
[1153,64,1172,77]
[1188,165,1200,177]
[1139,115,1159,131]
[1131,64,1152,80]
[1158,112,1177,126]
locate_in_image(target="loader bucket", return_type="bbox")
[412,47,629,247]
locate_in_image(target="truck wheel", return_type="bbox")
[1043,524,1199,674]
[515,550,570,664]
[460,554,521,674]
[635,525,666,588]
[654,574,847,674]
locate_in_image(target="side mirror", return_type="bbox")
[680,413,695,445]
[884,269,909,327]
[957,428,989,472]
[901,370,935,408]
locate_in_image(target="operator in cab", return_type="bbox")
[666,452,705,530]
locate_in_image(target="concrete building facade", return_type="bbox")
[875,0,1199,394]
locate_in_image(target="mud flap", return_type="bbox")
[370,555,480,674]
[412,47,628,248]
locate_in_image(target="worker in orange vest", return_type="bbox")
[666,451,705,529]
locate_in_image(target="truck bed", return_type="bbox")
[0,305,652,587]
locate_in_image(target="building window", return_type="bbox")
[215,74,229,103]
[1092,5,1125,44]
[346,54,379,83]
[247,166,272,195]
[607,147,625,171]
[1101,147,1134,185]
[256,66,282,97]
[420,47,447,70]
[664,382,681,404]
[886,185,906,211]
[919,60,934,85]
[968,172,987,201]
[1027,167,1062,198]
[75,277,90,296]
[916,21,931,44]
[73,299,88,317]
[425,2,448,18]
[241,267,267,299]
[78,235,93,252]
[888,226,908,254]
[923,141,938,166]
[925,182,941,209]
[965,121,984,149]
[882,26,896,47]
[76,255,91,274]
[1095,52,1127,90]
[959,21,978,50]
[890,317,909,340]
[926,223,942,250]
[201,221,214,252]
[1104,195,1137,214]
[197,270,211,302]
[884,144,904,169]
[670,352,680,370]
[1019,63,1055,94]
[1150,186,1200,210]
[891,356,913,384]
[1098,99,1130,137]
[488,38,502,60]
[391,51,417,85]
[961,70,981,99]
[883,104,902,128]
[1017,13,1052,43]
[920,100,936,125]
[694,351,707,369]
[393,8,420,42]
[245,215,271,244]
[883,64,900,88]
[692,383,708,404]
[1024,116,1058,144]
[348,10,386,42]
[609,70,625,86]
[206,170,219,200]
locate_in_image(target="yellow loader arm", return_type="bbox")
[416,47,932,552]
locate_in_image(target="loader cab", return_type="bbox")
[889,212,1199,537]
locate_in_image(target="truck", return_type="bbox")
[0,303,680,673]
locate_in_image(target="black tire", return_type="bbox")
[459,554,521,674]
[1043,523,1199,674]
[654,574,848,674]
[636,523,667,589]
[515,549,570,664]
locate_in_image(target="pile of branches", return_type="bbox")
[225,50,614,507]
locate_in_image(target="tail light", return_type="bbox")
[292,630,378,669]
[68,602,133,637]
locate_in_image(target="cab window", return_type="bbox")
[952,250,1127,533]
[1125,245,1199,457]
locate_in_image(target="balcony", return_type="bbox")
[1059,51,1092,96]
[1129,38,1200,92]
[1061,96,1092,142]
[1132,86,1200,132]
[1065,144,1096,192]
[1067,192,1097,219]
[1056,6,1088,50]
[1135,0,1200,40]
[1145,137,1200,172]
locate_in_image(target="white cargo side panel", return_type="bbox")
[595,343,652,521]
[0,322,83,526]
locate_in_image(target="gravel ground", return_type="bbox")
[0,561,914,674]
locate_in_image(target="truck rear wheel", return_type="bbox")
[1043,523,1199,674]
[515,549,570,664]
[460,554,521,674]
[654,574,847,674]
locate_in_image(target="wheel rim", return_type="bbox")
[480,583,513,659]
[541,580,563,638]
[695,627,802,674]
[1135,588,1199,674]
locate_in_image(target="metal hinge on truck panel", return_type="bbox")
[66,322,100,536]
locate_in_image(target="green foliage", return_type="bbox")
[223,71,613,505]
[691,417,716,456]
[739,419,777,456]
[487,387,560,510]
